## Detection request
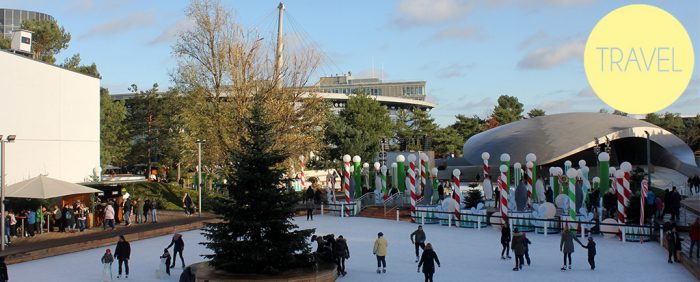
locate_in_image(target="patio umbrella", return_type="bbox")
[6,175,101,199]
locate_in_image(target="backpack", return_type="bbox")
[64,210,73,220]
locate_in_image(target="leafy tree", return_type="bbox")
[0,37,9,49]
[491,95,523,125]
[409,108,438,151]
[645,113,662,125]
[432,127,463,158]
[324,93,392,164]
[598,108,609,114]
[125,83,162,174]
[61,54,100,78]
[684,115,700,151]
[21,19,71,64]
[527,108,546,118]
[612,110,627,116]
[450,114,483,141]
[100,88,129,166]
[464,189,483,209]
[392,109,413,151]
[201,95,314,274]
[660,112,685,136]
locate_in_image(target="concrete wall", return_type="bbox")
[0,51,100,185]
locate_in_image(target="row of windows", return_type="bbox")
[324,87,382,96]
[0,9,53,36]
[402,86,424,96]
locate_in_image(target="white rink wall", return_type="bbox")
[0,51,100,185]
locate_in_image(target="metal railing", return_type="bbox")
[383,192,402,216]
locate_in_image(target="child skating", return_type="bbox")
[576,237,597,270]
[158,248,171,278]
[101,249,114,282]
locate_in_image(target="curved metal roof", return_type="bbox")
[462,112,698,175]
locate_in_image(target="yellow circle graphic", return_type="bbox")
[584,4,694,114]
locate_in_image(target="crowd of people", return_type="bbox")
[100,233,194,281]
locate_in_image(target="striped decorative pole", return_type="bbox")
[352,156,362,199]
[391,162,397,190]
[482,152,490,178]
[397,155,406,193]
[526,153,537,202]
[452,169,462,221]
[500,154,511,190]
[609,167,617,194]
[342,155,352,216]
[431,167,439,203]
[563,161,572,195]
[615,170,626,225]
[526,161,534,209]
[498,165,509,225]
[381,165,388,194]
[566,168,578,229]
[579,160,590,204]
[299,155,306,188]
[641,178,648,243]
[513,163,522,187]
[621,162,632,208]
[420,153,429,197]
[408,154,417,221]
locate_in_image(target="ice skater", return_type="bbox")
[523,233,532,266]
[158,248,171,277]
[373,232,388,274]
[167,233,186,268]
[410,225,426,262]
[0,256,8,282]
[500,225,511,259]
[114,235,131,279]
[417,243,440,282]
[575,237,596,270]
[101,249,114,282]
[511,228,524,271]
[334,235,349,277]
[560,230,575,271]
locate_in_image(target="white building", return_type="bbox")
[0,50,100,185]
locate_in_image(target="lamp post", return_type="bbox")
[195,139,206,217]
[644,131,652,189]
[1,134,16,251]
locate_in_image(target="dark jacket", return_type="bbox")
[0,260,7,281]
[418,249,441,274]
[523,235,532,252]
[411,229,426,244]
[560,231,574,254]
[578,239,596,256]
[500,227,511,244]
[333,238,349,259]
[114,241,131,260]
[161,252,172,267]
[101,253,114,264]
[511,233,525,256]
[144,200,152,213]
[168,234,185,251]
[179,267,196,282]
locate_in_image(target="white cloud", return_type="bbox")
[518,31,547,50]
[430,26,481,41]
[394,0,472,26]
[517,38,584,70]
[79,12,155,40]
[148,17,195,45]
[436,63,476,78]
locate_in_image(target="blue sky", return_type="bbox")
[4,0,699,126]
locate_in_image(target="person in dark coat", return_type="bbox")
[143,199,152,223]
[671,187,681,221]
[333,235,350,276]
[305,200,314,221]
[545,186,553,203]
[575,236,596,270]
[167,233,186,268]
[511,228,525,271]
[523,233,532,266]
[560,230,575,271]
[667,227,679,263]
[179,266,196,282]
[0,256,8,282]
[305,186,314,203]
[114,235,131,278]
[437,182,445,201]
[417,243,440,282]
[501,225,511,259]
[410,225,426,262]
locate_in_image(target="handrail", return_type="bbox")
[383,192,402,216]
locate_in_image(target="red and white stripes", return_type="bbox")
[452,169,461,221]
[343,155,351,216]
[615,170,626,225]
[526,161,533,209]
[498,165,509,225]
[481,152,490,178]
[408,155,417,221]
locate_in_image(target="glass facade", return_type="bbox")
[0,9,54,38]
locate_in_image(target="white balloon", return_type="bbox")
[598,152,610,162]
[407,154,417,162]
[342,154,351,162]
[452,169,461,177]
[482,152,490,160]
[526,153,536,162]
[352,155,361,163]
[500,153,510,162]
[499,165,508,173]
[396,155,405,162]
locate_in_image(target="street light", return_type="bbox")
[1,134,16,251]
[195,139,206,217]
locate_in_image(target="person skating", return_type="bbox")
[500,225,511,259]
[101,249,114,282]
[417,243,440,282]
[305,200,314,221]
[334,235,349,276]
[0,256,8,282]
[511,228,524,271]
[114,235,131,278]
[689,218,700,259]
[523,233,532,266]
[167,233,186,268]
[373,232,388,274]
[575,236,596,270]
[411,225,426,262]
[560,230,575,271]
[159,248,171,277]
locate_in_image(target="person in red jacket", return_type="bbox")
[690,218,700,259]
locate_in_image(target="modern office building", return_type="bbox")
[0,50,100,185]
[0,8,54,38]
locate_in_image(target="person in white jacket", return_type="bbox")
[104,202,115,230]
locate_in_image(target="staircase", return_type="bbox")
[359,206,413,222]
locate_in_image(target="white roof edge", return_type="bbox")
[303,92,436,108]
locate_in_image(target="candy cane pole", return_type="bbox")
[420,153,428,197]
[342,155,352,216]
[431,167,439,204]
[563,161,572,195]
[408,154,417,221]
[500,154,510,190]
[498,165,509,225]
[526,153,537,202]
[621,162,632,209]
[381,165,388,194]
[526,161,534,209]
[615,170,626,225]
[566,168,578,227]
[452,169,462,221]
[299,155,306,189]
[513,163,522,188]
[641,179,649,243]
[482,152,490,179]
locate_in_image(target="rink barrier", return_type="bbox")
[413,209,657,242]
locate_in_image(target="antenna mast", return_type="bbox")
[274,2,285,88]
